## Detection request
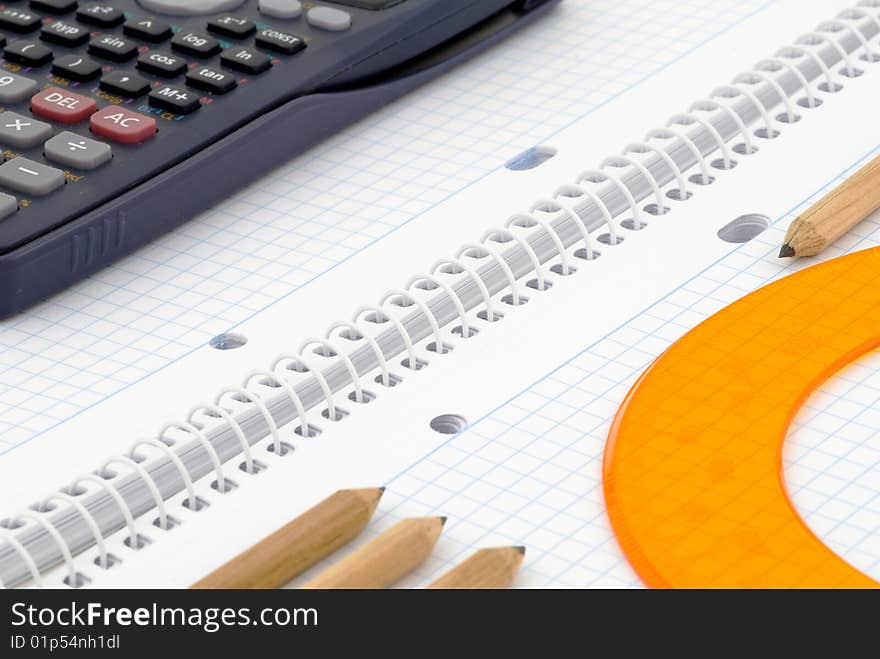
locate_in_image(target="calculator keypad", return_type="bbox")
[0,0,411,253]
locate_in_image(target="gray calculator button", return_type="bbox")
[0,158,64,196]
[45,132,112,171]
[0,193,16,220]
[259,0,302,19]
[136,0,245,16]
[307,6,351,31]
[0,72,38,104]
[0,112,51,149]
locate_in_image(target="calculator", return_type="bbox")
[0,0,558,317]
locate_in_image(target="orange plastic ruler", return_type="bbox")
[604,247,880,588]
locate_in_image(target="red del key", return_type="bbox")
[31,87,97,124]
[90,105,157,144]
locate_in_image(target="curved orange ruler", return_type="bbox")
[604,247,880,588]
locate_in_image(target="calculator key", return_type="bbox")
[88,34,138,62]
[220,46,270,74]
[137,50,187,77]
[186,66,236,94]
[41,20,90,47]
[307,6,351,32]
[0,8,42,33]
[45,131,112,170]
[0,193,17,220]
[100,70,150,97]
[123,17,172,43]
[255,28,305,55]
[30,0,78,13]
[5,41,53,67]
[90,104,157,143]
[0,112,52,149]
[52,54,101,81]
[31,87,97,124]
[258,0,302,20]
[148,85,201,114]
[0,158,64,196]
[171,31,220,58]
[76,3,123,27]
[0,72,38,104]
[208,15,255,38]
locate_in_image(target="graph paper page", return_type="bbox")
[7,0,877,588]
[0,0,775,457]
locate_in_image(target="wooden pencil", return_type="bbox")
[427,546,525,589]
[302,516,446,589]
[779,154,880,258]
[191,487,384,589]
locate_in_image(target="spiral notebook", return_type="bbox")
[3,0,880,588]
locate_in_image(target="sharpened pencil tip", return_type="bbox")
[378,486,386,495]
[778,244,795,258]
[439,516,448,526]
[515,546,527,555]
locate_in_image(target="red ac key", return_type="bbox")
[90,105,157,145]
[31,87,97,124]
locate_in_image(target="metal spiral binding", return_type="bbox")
[2,4,880,588]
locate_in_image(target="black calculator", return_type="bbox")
[0,0,558,317]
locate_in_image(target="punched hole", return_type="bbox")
[817,81,843,93]
[754,127,781,140]
[477,309,503,322]
[63,572,91,588]
[427,341,453,354]
[123,533,151,551]
[717,213,769,243]
[239,459,268,475]
[597,233,623,246]
[294,424,321,438]
[94,554,121,570]
[711,159,738,171]
[839,67,864,78]
[375,373,403,387]
[776,113,801,125]
[182,496,210,511]
[573,248,600,261]
[267,441,294,456]
[797,97,823,109]
[549,264,576,276]
[666,188,693,201]
[504,145,557,171]
[211,479,238,494]
[430,414,468,435]
[501,293,528,306]
[322,407,349,421]
[209,332,248,350]
[644,203,670,215]
[452,325,479,338]
[621,219,647,232]
[689,173,716,186]
[348,390,376,404]
[401,356,428,370]
[733,143,759,156]
[526,278,552,291]
[152,515,181,531]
